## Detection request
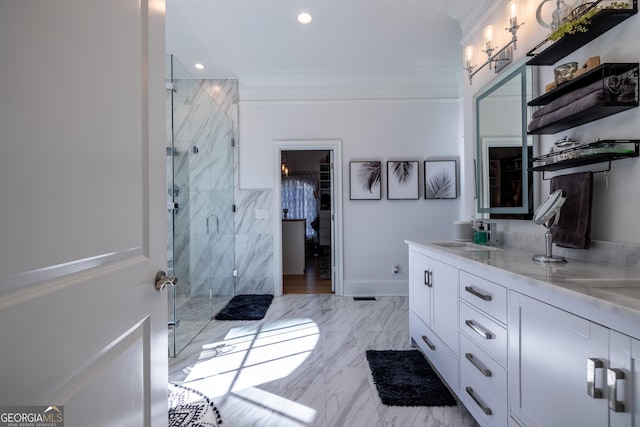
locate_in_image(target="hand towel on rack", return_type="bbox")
[550,171,593,249]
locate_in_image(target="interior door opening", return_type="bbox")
[280,149,334,294]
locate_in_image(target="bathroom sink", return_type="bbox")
[432,241,503,251]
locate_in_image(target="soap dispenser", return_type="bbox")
[474,222,488,245]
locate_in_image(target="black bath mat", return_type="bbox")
[214,294,274,321]
[366,349,457,407]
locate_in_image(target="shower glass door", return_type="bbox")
[166,55,235,357]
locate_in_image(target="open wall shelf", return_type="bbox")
[526,1,638,66]
[527,63,639,135]
[530,140,639,175]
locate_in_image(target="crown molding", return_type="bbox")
[238,70,462,102]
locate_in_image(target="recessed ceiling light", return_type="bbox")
[194,63,204,70]
[297,12,312,24]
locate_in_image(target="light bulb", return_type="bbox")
[465,45,474,65]
[509,0,518,18]
[484,25,495,44]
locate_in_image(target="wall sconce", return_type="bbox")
[465,0,524,84]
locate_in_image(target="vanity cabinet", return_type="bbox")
[406,240,640,427]
[459,272,509,427]
[409,247,459,388]
[509,292,639,427]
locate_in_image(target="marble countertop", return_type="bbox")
[406,239,640,339]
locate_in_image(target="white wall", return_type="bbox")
[462,1,640,245]
[239,99,461,294]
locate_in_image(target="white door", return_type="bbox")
[0,1,167,426]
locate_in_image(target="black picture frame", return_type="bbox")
[424,160,457,199]
[349,161,382,200]
[387,161,419,200]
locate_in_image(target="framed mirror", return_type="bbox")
[475,59,536,219]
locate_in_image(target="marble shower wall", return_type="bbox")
[167,77,235,298]
[198,79,275,296]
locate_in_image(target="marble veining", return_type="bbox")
[169,295,479,427]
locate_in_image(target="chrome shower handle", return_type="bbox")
[207,215,219,235]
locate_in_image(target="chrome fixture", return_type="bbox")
[464,0,524,84]
[532,189,567,263]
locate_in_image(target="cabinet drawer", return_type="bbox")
[460,271,507,324]
[410,313,458,390]
[460,333,507,404]
[461,367,508,427]
[460,301,508,366]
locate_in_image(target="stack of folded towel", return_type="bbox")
[528,76,636,133]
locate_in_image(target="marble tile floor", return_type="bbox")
[169,296,230,356]
[169,294,479,427]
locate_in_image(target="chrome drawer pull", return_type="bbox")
[421,335,436,351]
[465,386,492,415]
[607,368,625,412]
[465,353,492,377]
[465,320,492,340]
[424,270,433,287]
[465,286,492,301]
[587,358,603,399]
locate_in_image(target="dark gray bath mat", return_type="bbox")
[214,294,274,320]
[366,349,457,407]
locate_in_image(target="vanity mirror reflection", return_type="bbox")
[475,60,537,219]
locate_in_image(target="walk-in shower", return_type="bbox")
[166,55,235,356]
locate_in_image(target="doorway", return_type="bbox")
[274,140,343,296]
[281,150,332,294]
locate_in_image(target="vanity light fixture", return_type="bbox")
[297,12,313,24]
[483,24,496,66]
[465,0,524,84]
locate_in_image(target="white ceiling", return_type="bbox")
[166,0,494,82]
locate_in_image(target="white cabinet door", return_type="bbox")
[509,292,609,427]
[0,1,167,425]
[410,249,432,326]
[431,258,459,352]
[609,331,640,427]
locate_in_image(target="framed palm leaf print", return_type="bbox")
[424,160,457,199]
[350,161,381,200]
[387,161,419,200]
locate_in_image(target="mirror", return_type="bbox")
[475,60,536,219]
[532,189,567,263]
[533,189,565,227]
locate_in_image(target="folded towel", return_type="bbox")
[528,90,604,132]
[550,172,593,249]
[532,78,605,119]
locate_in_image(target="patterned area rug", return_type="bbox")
[169,383,222,426]
[366,349,457,407]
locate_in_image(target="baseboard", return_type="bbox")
[343,280,408,297]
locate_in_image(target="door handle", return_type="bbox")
[587,358,603,399]
[155,271,177,291]
[607,368,625,412]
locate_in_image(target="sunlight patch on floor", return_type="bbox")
[184,317,320,405]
